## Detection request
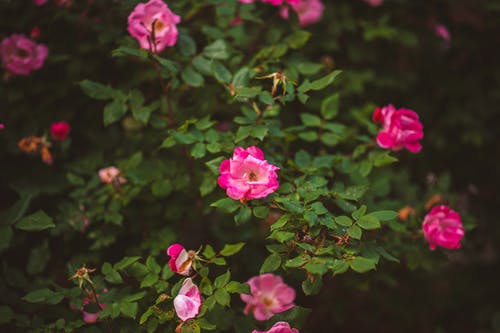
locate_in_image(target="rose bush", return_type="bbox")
[1,1,497,333]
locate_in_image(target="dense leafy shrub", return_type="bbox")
[1,0,499,332]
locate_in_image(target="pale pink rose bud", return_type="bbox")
[167,243,194,276]
[33,0,48,6]
[218,146,279,201]
[373,104,424,153]
[279,0,324,27]
[127,0,181,53]
[241,273,295,321]
[263,0,300,5]
[422,205,465,250]
[173,278,202,322]
[253,322,300,333]
[0,34,48,76]
[98,166,126,185]
[363,0,384,6]
[50,121,71,141]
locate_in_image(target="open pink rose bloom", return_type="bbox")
[127,0,180,53]
[422,205,465,250]
[241,273,295,321]
[167,243,193,276]
[0,34,48,76]
[253,321,299,333]
[218,146,279,201]
[98,166,126,185]
[280,0,324,27]
[373,104,424,153]
[174,278,202,322]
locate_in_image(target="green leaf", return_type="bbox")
[260,253,281,274]
[0,226,13,252]
[305,261,328,275]
[235,86,262,98]
[225,281,250,294]
[212,257,226,266]
[146,257,161,274]
[270,214,291,231]
[16,210,54,231]
[349,257,377,273]
[302,275,322,295]
[211,198,240,213]
[140,274,159,288]
[330,260,349,275]
[298,131,318,142]
[348,225,362,239]
[182,66,204,87]
[203,39,229,59]
[26,240,49,275]
[220,243,245,256]
[120,302,138,319]
[102,263,123,284]
[0,306,14,325]
[214,271,231,289]
[367,210,398,221]
[212,61,232,83]
[285,30,311,49]
[214,288,230,306]
[198,318,216,330]
[358,215,381,230]
[311,202,328,215]
[300,113,322,127]
[178,33,197,57]
[304,211,318,226]
[253,206,270,219]
[103,99,128,126]
[191,143,206,159]
[79,80,117,100]
[372,151,398,167]
[335,215,352,227]
[285,255,309,268]
[121,292,147,303]
[23,288,63,304]
[234,205,252,225]
[203,245,216,259]
[115,256,142,270]
[321,94,339,119]
[307,70,342,91]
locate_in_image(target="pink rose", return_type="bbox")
[263,0,300,5]
[0,34,48,76]
[80,289,107,324]
[174,278,202,322]
[253,322,299,333]
[241,273,295,321]
[98,166,126,185]
[33,0,48,5]
[435,23,451,43]
[363,0,383,6]
[422,205,465,250]
[373,104,424,153]
[50,121,71,141]
[218,146,279,201]
[167,244,194,276]
[279,0,324,27]
[127,0,181,53]
[0,124,4,129]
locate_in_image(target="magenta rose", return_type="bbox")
[253,322,299,333]
[373,104,424,153]
[127,0,181,53]
[263,0,300,5]
[50,121,71,141]
[280,0,324,27]
[174,278,202,322]
[422,205,465,250]
[0,34,48,76]
[33,0,48,5]
[241,273,295,321]
[218,146,279,201]
[167,243,194,276]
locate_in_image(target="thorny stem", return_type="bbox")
[87,283,104,311]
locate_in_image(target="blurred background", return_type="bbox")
[1,0,499,332]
